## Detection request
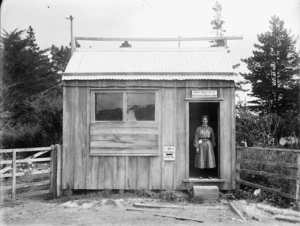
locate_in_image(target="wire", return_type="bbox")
[140,0,180,36]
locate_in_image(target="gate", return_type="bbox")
[0,144,62,200]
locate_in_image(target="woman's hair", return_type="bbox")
[201,115,209,121]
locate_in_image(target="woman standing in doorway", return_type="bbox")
[194,115,216,178]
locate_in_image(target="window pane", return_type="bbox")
[127,93,155,121]
[95,93,123,121]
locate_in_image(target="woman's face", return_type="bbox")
[202,117,208,125]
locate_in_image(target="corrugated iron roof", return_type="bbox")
[63,48,235,81]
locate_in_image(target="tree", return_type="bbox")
[210,0,226,47]
[120,41,132,48]
[1,27,66,148]
[241,16,300,115]
[2,27,58,124]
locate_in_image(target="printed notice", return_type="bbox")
[192,90,218,98]
[163,146,175,161]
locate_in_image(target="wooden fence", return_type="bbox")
[236,146,300,203]
[0,144,62,199]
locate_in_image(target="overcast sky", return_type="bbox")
[1,0,299,75]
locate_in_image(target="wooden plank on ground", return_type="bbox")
[228,202,246,222]
[274,215,300,223]
[133,203,184,209]
[154,213,204,223]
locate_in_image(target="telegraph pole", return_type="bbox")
[66,15,75,55]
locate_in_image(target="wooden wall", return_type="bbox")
[62,80,235,190]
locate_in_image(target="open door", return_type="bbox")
[189,102,219,178]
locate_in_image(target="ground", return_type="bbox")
[1,191,300,226]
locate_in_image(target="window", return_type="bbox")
[93,90,156,122]
[127,93,155,121]
[95,93,123,121]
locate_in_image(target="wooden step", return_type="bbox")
[193,185,219,200]
[182,178,225,183]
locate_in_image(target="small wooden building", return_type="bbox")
[62,47,236,191]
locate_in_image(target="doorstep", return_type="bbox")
[182,178,226,183]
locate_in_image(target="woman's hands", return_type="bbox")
[196,147,200,153]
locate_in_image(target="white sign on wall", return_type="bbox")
[192,90,218,98]
[163,146,175,161]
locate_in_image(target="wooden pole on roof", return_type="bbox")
[66,15,75,55]
[75,36,243,42]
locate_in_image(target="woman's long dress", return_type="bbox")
[194,126,216,168]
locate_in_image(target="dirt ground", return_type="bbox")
[1,191,299,226]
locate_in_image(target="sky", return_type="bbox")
[1,0,300,100]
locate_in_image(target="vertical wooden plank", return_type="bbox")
[220,88,231,190]
[73,86,81,189]
[162,88,175,190]
[56,144,62,197]
[137,157,149,189]
[185,88,189,179]
[175,88,187,189]
[50,145,57,197]
[73,86,88,189]
[97,157,105,189]
[295,153,300,202]
[49,146,54,195]
[125,157,129,189]
[149,90,162,189]
[231,86,236,190]
[236,147,241,190]
[12,150,16,199]
[86,157,99,189]
[62,86,74,190]
[113,157,117,189]
[116,157,126,189]
[173,87,177,190]
[128,157,137,189]
[104,157,114,189]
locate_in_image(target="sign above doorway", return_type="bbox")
[191,90,218,98]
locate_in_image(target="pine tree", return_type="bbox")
[210,0,226,47]
[2,27,58,123]
[1,27,64,147]
[241,16,300,115]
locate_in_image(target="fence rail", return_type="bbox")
[0,144,61,199]
[236,146,300,202]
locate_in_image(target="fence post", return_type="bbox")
[236,147,241,190]
[56,144,62,197]
[12,150,16,199]
[296,152,300,210]
[49,145,56,197]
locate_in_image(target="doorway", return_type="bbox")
[189,102,219,178]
